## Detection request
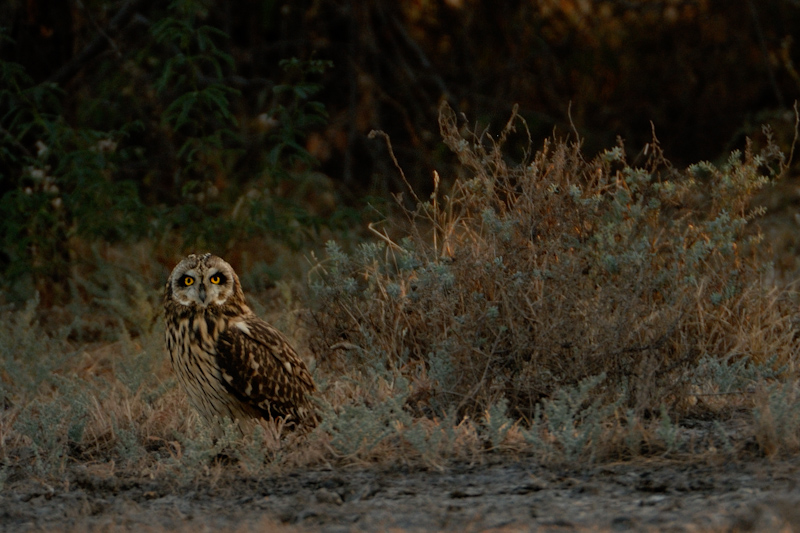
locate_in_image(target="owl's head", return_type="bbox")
[167,253,243,309]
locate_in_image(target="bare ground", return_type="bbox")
[2,454,800,532]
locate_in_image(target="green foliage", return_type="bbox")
[235,58,334,249]
[70,253,162,338]
[114,329,162,394]
[694,353,787,394]
[145,5,335,250]
[0,296,73,398]
[656,404,680,454]
[321,379,411,457]
[0,290,173,481]
[15,398,71,476]
[0,31,147,302]
[523,374,618,462]
[482,398,515,450]
[268,58,332,177]
[402,410,460,465]
[0,5,336,301]
[172,418,230,479]
[114,422,145,466]
[151,0,239,175]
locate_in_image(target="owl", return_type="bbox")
[164,253,318,433]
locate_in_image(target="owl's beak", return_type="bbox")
[198,283,207,303]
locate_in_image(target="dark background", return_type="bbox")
[1,0,799,304]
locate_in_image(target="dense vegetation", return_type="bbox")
[2,0,800,486]
[2,0,800,303]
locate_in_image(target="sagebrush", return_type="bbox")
[307,102,799,442]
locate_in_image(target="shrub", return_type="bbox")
[0,34,146,305]
[307,102,796,430]
[0,4,336,305]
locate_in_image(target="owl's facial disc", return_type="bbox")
[169,254,236,308]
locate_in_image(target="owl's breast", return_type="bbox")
[164,309,244,422]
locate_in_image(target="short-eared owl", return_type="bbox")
[164,253,318,432]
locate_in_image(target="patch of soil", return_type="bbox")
[2,456,799,532]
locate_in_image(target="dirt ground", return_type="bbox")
[2,454,800,532]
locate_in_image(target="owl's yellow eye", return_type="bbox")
[182,275,194,286]
[210,274,221,285]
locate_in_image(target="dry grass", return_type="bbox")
[306,102,800,455]
[2,104,800,489]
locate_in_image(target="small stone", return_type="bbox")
[315,488,343,505]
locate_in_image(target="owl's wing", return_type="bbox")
[216,315,317,425]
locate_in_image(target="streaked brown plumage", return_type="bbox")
[164,253,318,432]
